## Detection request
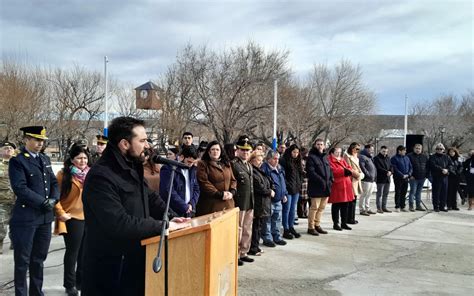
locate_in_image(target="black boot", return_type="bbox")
[289,227,301,238]
[283,229,294,239]
[341,224,352,230]
[333,224,342,231]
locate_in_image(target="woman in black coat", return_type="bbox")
[248,152,274,256]
[447,147,463,210]
[279,144,304,239]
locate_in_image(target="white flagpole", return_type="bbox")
[272,80,278,151]
[404,94,408,147]
[104,56,109,136]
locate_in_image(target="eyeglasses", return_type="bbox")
[436,148,444,151]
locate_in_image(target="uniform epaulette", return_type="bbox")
[23,153,30,158]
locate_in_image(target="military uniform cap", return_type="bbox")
[74,139,89,147]
[20,126,48,140]
[96,135,108,144]
[198,141,208,152]
[1,141,17,149]
[236,135,253,150]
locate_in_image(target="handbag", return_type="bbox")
[343,167,352,177]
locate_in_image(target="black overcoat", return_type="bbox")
[252,165,273,218]
[306,148,333,197]
[81,144,171,296]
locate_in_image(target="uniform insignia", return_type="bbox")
[24,153,30,158]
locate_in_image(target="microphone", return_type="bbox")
[152,155,189,169]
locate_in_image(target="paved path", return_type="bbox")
[1,199,473,295]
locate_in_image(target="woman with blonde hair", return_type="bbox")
[248,151,274,256]
[343,142,363,224]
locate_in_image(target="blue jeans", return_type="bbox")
[282,193,299,230]
[261,201,282,242]
[409,178,425,208]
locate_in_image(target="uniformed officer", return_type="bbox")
[9,126,59,296]
[0,141,16,254]
[89,135,107,166]
[231,135,255,266]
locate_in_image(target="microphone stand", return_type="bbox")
[153,165,178,296]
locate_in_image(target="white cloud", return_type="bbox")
[1,0,472,114]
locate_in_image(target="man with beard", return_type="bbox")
[81,117,190,296]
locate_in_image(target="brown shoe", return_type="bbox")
[307,228,319,236]
[315,226,328,234]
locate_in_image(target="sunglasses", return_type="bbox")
[436,148,444,151]
[355,148,360,151]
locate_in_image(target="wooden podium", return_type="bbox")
[141,208,239,296]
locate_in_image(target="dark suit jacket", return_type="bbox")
[82,144,172,296]
[160,164,200,217]
[9,147,59,225]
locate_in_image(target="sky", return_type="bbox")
[1,0,472,115]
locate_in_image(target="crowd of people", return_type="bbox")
[0,117,473,296]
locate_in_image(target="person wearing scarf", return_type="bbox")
[54,145,90,296]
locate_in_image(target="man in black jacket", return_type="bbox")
[373,146,392,213]
[407,144,429,211]
[306,139,333,236]
[428,143,453,212]
[82,117,189,296]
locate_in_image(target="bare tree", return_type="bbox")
[410,91,474,153]
[47,65,104,158]
[287,60,377,148]
[173,42,289,143]
[115,82,147,118]
[0,59,49,143]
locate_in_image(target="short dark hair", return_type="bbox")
[364,144,374,149]
[313,138,324,145]
[380,145,388,150]
[396,145,406,153]
[182,132,193,138]
[181,146,198,159]
[108,117,145,145]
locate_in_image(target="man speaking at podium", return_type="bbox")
[81,117,189,296]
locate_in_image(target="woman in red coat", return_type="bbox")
[328,147,355,231]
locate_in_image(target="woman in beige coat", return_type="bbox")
[344,142,364,224]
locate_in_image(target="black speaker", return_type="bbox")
[406,134,424,153]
